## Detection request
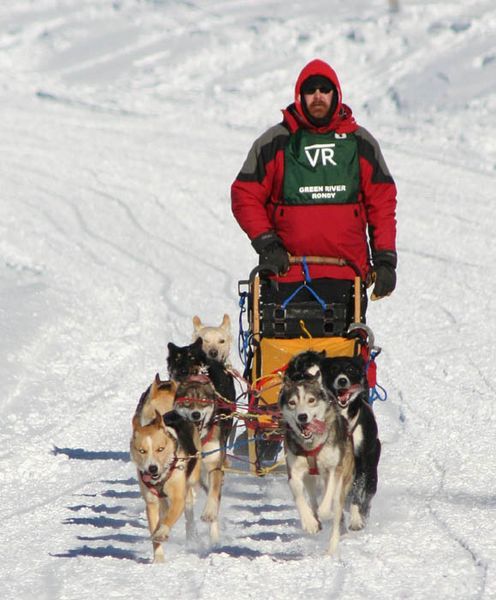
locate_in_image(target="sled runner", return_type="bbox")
[237,256,383,476]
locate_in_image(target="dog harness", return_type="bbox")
[201,419,217,445]
[301,442,325,475]
[287,427,326,475]
[174,394,219,446]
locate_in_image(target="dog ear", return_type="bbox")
[165,425,178,440]
[192,337,203,350]
[192,315,202,332]
[132,414,141,429]
[151,374,161,396]
[167,342,178,353]
[153,410,165,429]
[221,314,231,331]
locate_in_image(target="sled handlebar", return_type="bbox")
[288,256,361,276]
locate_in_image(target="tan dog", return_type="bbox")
[174,377,230,545]
[192,314,232,364]
[134,373,176,426]
[131,380,201,563]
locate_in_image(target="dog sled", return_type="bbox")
[236,256,384,476]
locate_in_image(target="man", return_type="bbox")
[231,58,397,326]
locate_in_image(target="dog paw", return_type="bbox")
[348,505,365,531]
[152,524,170,542]
[209,521,220,545]
[201,501,219,523]
[317,504,333,521]
[201,509,218,523]
[153,551,165,564]
[326,543,340,557]
[185,522,198,542]
[301,514,321,534]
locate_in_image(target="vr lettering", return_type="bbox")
[304,143,337,167]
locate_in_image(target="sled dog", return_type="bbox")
[167,338,236,421]
[167,338,235,397]
[130,409,201,563]
[285,349,326,384]
[285,350,381,529]
[134,373,176,426]
[279,379,354,555]
[192,314,232,363]
[174,376,229,544]
[323,355,381,530]
[167,337,207,382]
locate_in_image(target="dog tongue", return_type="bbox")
[306,419,327,435]
[188,374,210,383]
[141,473,153,483]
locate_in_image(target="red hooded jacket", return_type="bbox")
[231,59,397,282]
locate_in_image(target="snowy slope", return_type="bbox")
[0,1,495,598]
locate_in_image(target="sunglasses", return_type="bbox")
[303,85,333,95]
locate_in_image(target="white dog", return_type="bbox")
[192,314,232,364]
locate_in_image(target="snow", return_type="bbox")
[1,0,495,598]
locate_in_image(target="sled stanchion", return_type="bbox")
[248,273,260,473]
[354,276,362,323]
[252,273,261,343]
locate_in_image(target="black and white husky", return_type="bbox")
[279,379,354,555]
[323,355,381,529]
[285,351,381,530]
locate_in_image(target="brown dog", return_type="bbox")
[131,378,201,563]
[134,373,176,426]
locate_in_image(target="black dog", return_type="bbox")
[284,350,327,384]
[284,350,380,530]
[166,338,236,444]
[322,355,380,530]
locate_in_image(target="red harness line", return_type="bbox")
[225,367,250,388]
[174,396,215,406]
[288,422,325,475]
[201,421,216,445]
[297,441,325,475]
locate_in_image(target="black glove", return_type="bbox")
[371,250,397,300]
[251,231,289,275]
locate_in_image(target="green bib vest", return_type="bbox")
[283,130,360,205]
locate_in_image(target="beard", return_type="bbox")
[301,93,338,127]
[308,101,330,118]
